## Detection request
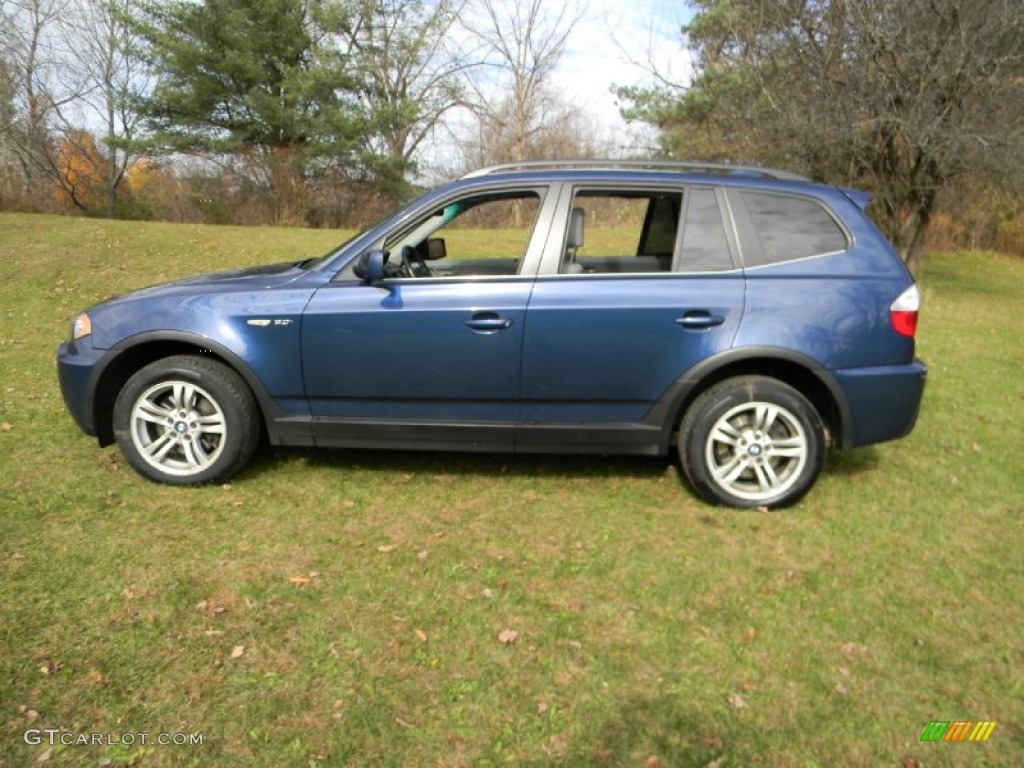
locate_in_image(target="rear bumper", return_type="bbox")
[832,359,927,448]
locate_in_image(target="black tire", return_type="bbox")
[113,355,260,485]
[678,376,825,509]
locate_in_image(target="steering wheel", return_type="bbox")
[400,245,432,278]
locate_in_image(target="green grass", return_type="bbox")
[1,212,1022,766]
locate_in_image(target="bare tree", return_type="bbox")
[0,0,144,215]
[2,0,67,206]
[459,0,583,167]
[50,0,149,217]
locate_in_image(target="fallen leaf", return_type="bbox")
[24,709,39,721]
[417,550,429,561]
[414,628,427,643]
[537,701,549,715]
[36,746,52,763]
[230,645,245,659]
[727,693,747,710]
[395,717,416,729]
[121,588,134,600]
[840,642,858,655]
[498,629,518,645]
[0,422,12,431]
[646,757,664,768]
[704,758,727,768]
[481,588,495,599]
[39,660,61,675]
[87,667,106,685]
[377,544,396,554]
[288,575,311,587]
[834,681,848,695]
[308,571,320,579]
[195,600,208,611]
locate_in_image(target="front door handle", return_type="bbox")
[676,311,726,329]
[465,313,514,333]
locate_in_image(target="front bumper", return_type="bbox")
[57,337,105,437]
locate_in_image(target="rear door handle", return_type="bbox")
[465,313,514,332]
[675,311,726,329]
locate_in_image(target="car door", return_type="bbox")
[300,186,554,451]
[517,183,746,452]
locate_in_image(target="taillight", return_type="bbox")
[890,285,920,338]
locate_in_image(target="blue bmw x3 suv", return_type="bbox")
[57,161,926,508]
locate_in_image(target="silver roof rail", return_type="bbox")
[460,159,810,182]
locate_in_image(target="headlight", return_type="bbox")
[71,313,92,341]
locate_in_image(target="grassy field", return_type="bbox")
[1,212,1022,767]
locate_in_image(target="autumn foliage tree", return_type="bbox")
[619,0,1024,272]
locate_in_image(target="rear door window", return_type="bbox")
[557,187,734,274]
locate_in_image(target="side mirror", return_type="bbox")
[426,238,447,260]
[353,249,386,282]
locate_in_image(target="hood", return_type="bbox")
[97,260,310,305]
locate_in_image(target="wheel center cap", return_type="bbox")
[175,421,188,434]
[748,443,762,456]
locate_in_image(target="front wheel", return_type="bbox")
[678,376,825,509]
[113,355,260,485]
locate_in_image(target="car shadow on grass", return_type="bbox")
[824,446,880,476]
[243,443,880,485]
[519,693,732,766]
[250,444,674,483]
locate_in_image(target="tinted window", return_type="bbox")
[741,192,848,267]
[677,188,733,272]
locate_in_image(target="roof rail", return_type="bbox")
[460,159,810,182]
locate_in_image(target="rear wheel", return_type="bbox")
[113,355,260,485]
[679,376,825,508]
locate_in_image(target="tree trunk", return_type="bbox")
[896,201,934,279]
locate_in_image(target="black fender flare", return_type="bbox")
[87,331,300,445]
[648,346,853,450]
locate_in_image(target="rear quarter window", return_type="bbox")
[739,192,849,267]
